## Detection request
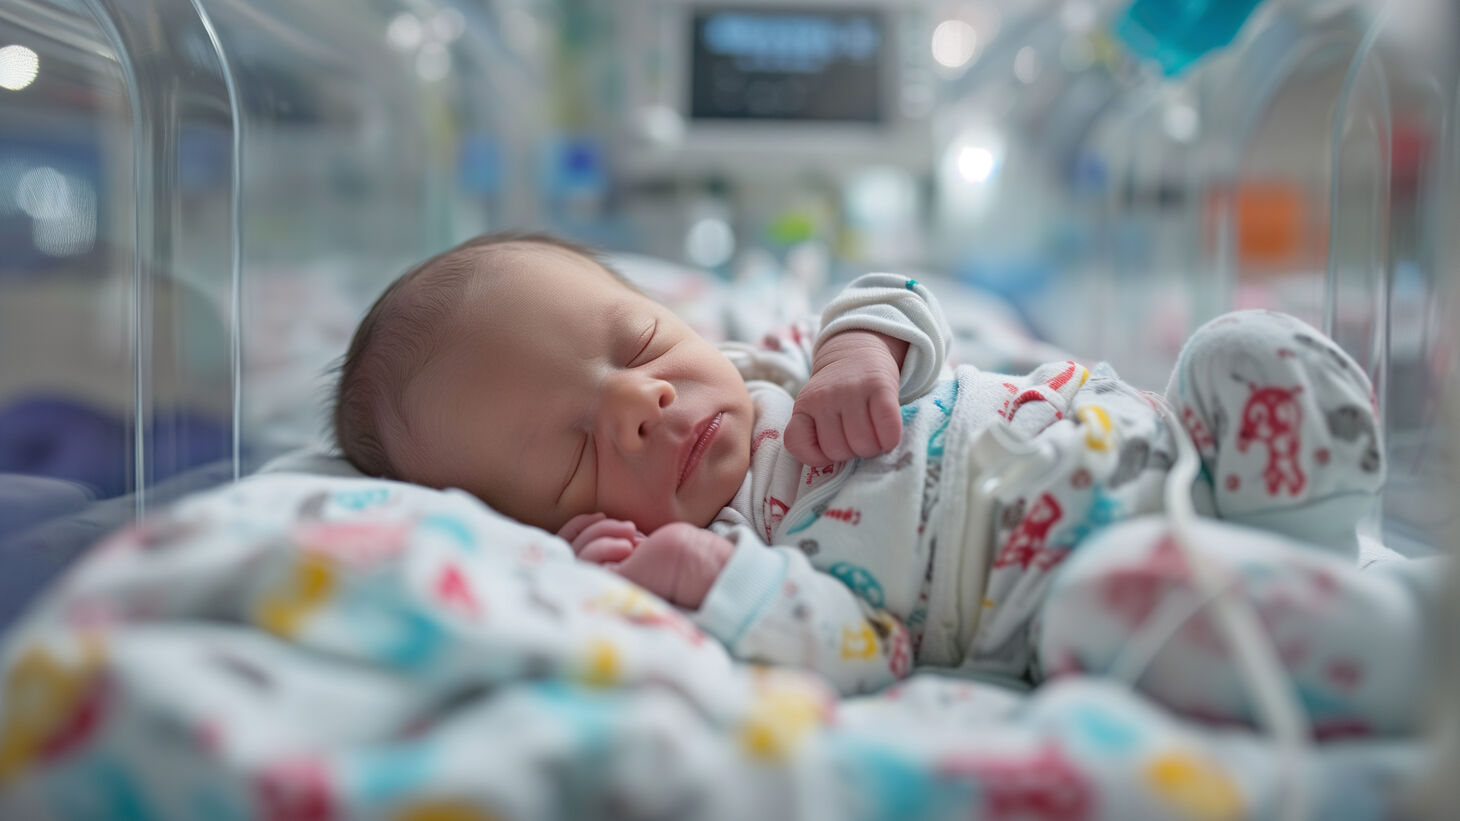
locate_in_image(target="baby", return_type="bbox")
[336,232,1427,732]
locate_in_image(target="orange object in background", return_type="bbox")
[1206,182,1308,271]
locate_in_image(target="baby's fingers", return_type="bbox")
[840,405,884,459]
[578,538,636,565]
[786,412,832,467]
[557,512,606,543]
[565,517,644,555]
[869,390,903,452]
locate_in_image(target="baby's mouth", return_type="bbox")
[678,412,723,489]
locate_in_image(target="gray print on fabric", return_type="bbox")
[1212,404,1228,446]
[860,451,914,475]
[999,498,1027,531]
[1326,405,1382,473]
[296,490,329,520]
[1107,439,1151,488]
[1294,332,1357,377]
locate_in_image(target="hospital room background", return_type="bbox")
[1,0,1458,816]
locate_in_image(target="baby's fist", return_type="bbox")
[786,330,906,465]
[611,522,733,610]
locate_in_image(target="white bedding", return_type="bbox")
[0,472,1427,820]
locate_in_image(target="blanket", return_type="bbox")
[0,473,1427,820]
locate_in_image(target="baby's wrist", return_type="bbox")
[817,329,908,372]
[679,530,735,610]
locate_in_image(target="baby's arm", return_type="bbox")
[692,523,915,695]
[561,514,913,695]
[789,274,952,465]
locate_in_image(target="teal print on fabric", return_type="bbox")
[830,737,965,821]
[901,404,919,424]
[1067,704,1142,754]
[348,741,438,807]
[339,575,448,670]
[1064,488,1124,550]
[419,513,476,553]
[528,681,627,818]
[785,511,819,535]
[190,788,248,821]
[927,380,959,460]
[829,562,885,608]
[51,757,158,821]
[905,279,919,291]
[531,681,623,745]
[373,603,446,669]
[333,487,391,511]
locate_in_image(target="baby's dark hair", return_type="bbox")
[332,230,628,479]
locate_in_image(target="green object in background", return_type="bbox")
[1115,0,1270,76]
[767,211,818,246]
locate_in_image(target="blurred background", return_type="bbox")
[0,0,1455,566]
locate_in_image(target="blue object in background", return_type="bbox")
[459,133,502,196]
[1114,0,1269,76]
[543,134,607,201]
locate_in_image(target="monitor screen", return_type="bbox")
[689,7,885,123]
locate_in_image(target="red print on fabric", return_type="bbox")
[1182,406,1216,454]
[256,759,335,821]
[1099,536,1190,632]
[888,630,912,678]
[1045,362,1078,391]
[1237,384,1306,496]
[994,494,1064,571]
[805,464,837,486]
[751,428,780,456]
[822,507,862,526]
[1326,658,1363,691]
[1009,389,1063,421]
[764,496,790,540]
[435,563,482,620]
[998,382,1018,420]
[938,743,1093,821]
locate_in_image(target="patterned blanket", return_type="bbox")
[0,473,1427,820]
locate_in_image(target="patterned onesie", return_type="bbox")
[692,275,1426,735]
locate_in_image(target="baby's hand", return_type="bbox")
[607,522,734,610]
[558,513,645,565]
[786,330,908,465]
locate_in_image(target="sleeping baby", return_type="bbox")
[334,231,1430,734]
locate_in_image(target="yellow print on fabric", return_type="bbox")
[255,553,338,638]
[840,623,879,660]
[738,674,830,761]
[1078,405,1115,452]
[0,635,107,783]
[580,638,622,687]
[586,586,665,622]
[1144,750,1245,821]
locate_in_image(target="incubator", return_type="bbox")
[0,0,1456,817]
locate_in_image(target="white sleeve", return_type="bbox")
[690,524,913,696]
[815,273,953,403]
[718,274,953,402]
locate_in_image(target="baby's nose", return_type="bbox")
[603,373,675,448]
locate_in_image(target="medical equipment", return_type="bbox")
[615,0,935,178]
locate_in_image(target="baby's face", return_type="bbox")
[411,246,753,534]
